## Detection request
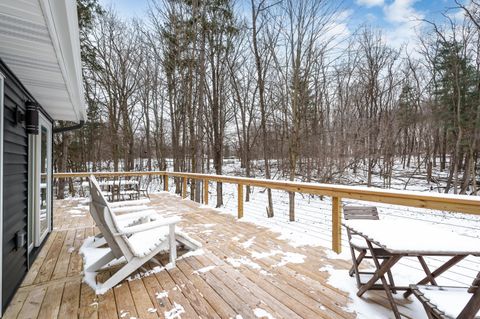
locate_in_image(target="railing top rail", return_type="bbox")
[53,171,480,215]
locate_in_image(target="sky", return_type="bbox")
[98,0,465,52]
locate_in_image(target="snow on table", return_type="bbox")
[416,286,480,318]
[343,219,480,255]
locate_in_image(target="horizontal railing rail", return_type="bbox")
[53,171,480,253]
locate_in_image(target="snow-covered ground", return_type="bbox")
[64,158,479,318]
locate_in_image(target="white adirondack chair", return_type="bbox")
[90,207,159,248]
[87,175,180,294]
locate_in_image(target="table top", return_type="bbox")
[343,219,480,256]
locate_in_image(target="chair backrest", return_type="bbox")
[89,175,134,260]
[468,272,480,293]
[343,206,379,220]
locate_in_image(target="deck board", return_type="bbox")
[4,193,414,319]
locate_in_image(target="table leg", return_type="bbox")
[348,245,365,288]
[403,255,466,298]
[417,256,437,286]
[358,241,402,319]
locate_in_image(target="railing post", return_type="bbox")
[182,177,187,199]
[203,179,209,205]
[238,184,244,219]
[163,174,168,191]
[332,196,342,253]
[289,192,295,222]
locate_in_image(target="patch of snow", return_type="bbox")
[251,250,282,259]
[240,236,255,248]
[251,249,305,267]
[147,308,157,313]
[193,265,216,274]
[79,237,111,293]
[203,223,216,228]
[164,302,185,319]
[67,247,75,253]
[273,252,306,267]
[127,264,169,281]
[119,310,129,318]
[253,308,275,319]
[319,264,427,319]
[180,248,205,259]
[226,257,261,270]
[155,291,169,299]
[240,216,324,248]
[324,248,351,261]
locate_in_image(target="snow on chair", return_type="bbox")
[344,206,396,291]
[410,272,480,319]
[87,175,180,294]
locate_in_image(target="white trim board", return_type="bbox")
[0,0,86,122]
[0,71,5,316]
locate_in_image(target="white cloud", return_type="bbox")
[356,0,385,7]
[322,10,353,44]
[382,0,425,53]
[384,0,423,24]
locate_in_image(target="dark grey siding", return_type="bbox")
[1,59,29,309]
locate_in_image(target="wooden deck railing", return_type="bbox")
[53,171,480,253]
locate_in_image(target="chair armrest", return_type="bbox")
[115,216,181,235]
[112,205,150,214]
[114,209,156,221]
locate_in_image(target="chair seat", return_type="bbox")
[127,227,170,257]
[414,285,480,318]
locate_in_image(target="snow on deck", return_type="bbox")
[6,177,480,319]
[205,181,480,289]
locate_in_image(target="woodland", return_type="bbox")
[55,0,480,208]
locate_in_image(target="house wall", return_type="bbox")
[0,59,53,310]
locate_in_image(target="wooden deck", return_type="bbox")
[3,192,415,319]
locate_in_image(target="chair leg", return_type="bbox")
[379,258,397,294]
[349,250,366,277]
[92,236,107,248]
[387,269,397,294]
[458,287,480,319]
[86,251,115,272]
[169,224,177,266]
[96,258,145,294]
[363,242,401,319]
[349,245,363,288]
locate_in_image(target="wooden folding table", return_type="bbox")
[343,219,480,319]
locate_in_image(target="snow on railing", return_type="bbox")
[53,171,480,255]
